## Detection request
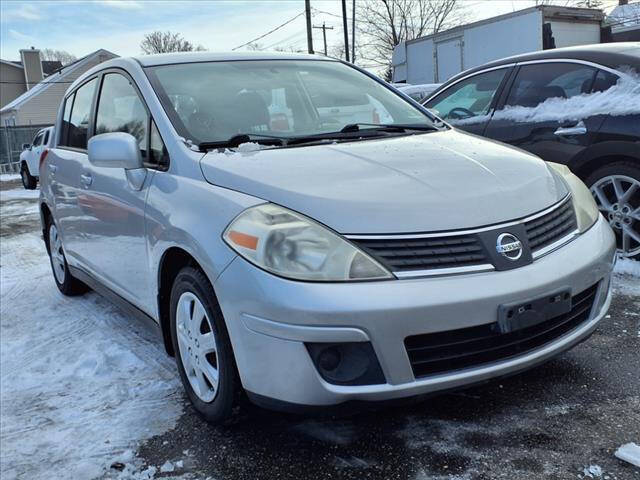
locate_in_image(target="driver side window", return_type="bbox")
[426,68,508,121]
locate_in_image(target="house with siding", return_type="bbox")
[1,49,117,127]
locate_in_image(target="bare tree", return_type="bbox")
[356,0,465,70]
[40,49,76,65]
[246,42,263,51]
[140,31,206,54]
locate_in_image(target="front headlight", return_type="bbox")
[547,162,599,233]
[223,204,393,281]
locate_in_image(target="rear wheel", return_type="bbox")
[21,164,36,190]
[586,162,640,259]
[170,267,239,423]
[46,219,88,295]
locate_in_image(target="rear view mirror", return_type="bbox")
[88,132,143,170]
[22,143,30,150]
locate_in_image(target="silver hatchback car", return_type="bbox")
[40,52,616,423]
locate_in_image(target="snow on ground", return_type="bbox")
[0,174,20,182]
[0,187,183,479]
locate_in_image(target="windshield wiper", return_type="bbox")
[199,133,289,151]
[339,123,438,133]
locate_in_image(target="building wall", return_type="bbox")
[0,63,26,110]
[2,52,115,126]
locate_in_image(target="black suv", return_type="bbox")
[423,43,640,259]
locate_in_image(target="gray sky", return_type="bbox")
[0,0,622,73]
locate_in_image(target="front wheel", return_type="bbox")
[21,164,36,190]
[586,161,640,259]
[46,219,88,295]
[170,267,239,423]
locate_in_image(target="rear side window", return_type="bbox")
[95,73,149,160]
[506,63,595,108]
[32,132,43,146]
[591,69,618,93]
[61,78,98,149]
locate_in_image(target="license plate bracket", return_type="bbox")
[496,288,572,334]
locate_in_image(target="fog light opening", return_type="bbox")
[306,342,386,386]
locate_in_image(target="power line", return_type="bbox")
[232,11,305,51]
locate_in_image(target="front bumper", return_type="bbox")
[214,215,616,406]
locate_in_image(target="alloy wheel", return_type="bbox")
[48,224,66,283]
[590,174,640,257]
[176,292,219,403]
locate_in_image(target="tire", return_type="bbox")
[585,161,640,259]
[46,217,88,295]
[21,164,37,190]
[170,267,239,423]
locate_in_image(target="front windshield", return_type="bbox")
[146,60,435,144]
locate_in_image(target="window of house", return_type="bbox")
[62,77,98,149]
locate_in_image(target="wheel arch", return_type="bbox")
[156,246,219,356]
[569,141,640,180]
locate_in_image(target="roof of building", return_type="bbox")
[0,49,117,114]
[605,2,640,31]
[5,59,63,75]
[405,5,605,47]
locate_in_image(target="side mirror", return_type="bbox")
[22,143,30,150]
[88,132,143,170]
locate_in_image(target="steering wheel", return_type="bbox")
[445,107,476,120]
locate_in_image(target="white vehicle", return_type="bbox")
[19,126,54,189]
[394,83,441,102]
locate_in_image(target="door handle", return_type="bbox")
[80,173,93,187]
[48,164,57,174]
[554,121,587,136]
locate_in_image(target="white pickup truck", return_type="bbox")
[19,126,54,189]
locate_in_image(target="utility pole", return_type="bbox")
[351,0,356,63]
[313,23,333,56]
[305,0,314,54]
[341,0,350,62]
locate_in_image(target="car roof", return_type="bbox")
[446,42,640,84]
[134,51,334,67]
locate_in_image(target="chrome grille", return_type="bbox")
[525,197,577,253]
[348,195,577,277]
[352,235,488,272]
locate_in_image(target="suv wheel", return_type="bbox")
[170,267,239,423]
[586,161,640,259]
[47,219,88,295]
[21,164,36,190]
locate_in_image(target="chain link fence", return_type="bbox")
[1,125,52,172]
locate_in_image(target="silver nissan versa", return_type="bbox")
[40,52,616,423]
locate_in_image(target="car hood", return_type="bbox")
[200,129,567,234]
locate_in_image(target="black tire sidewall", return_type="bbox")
[21,166,35,190]
[584,161,640,189]
[169,267,238,423]
[46,218,87,295]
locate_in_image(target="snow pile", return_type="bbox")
[0,173,20,182]
[236,141,263,153]
[451,70,640,126]
[0,186,183,480]
[615,442,640,467]
[582,464,603,478]
[615,257,640,277]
